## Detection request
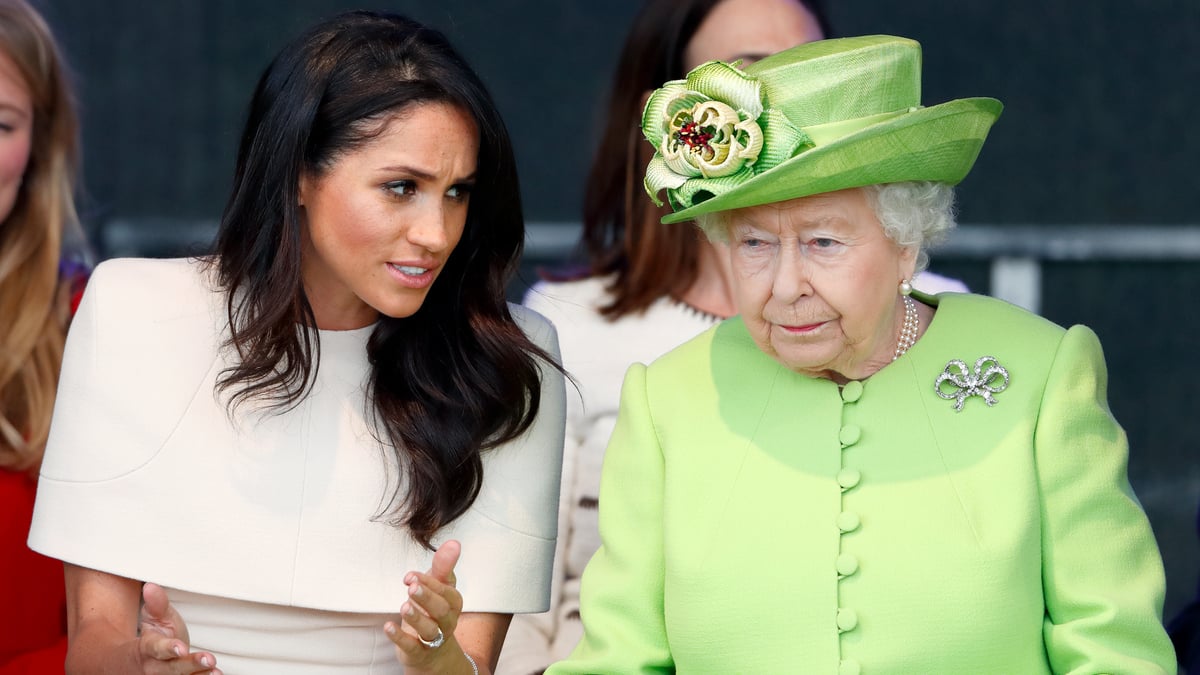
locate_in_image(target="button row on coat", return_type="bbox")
[837,383,863,667]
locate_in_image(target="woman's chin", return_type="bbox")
[370,289,436,320]
[768,343,838,376]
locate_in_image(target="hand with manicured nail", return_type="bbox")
[136,582,221,675]
[387,540,479,674]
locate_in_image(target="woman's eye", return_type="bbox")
[812,238,837,249]
[384,180,416,197]
[446,184,473,201]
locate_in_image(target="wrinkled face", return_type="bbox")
[0,49,33,224]
[684,0,825,70]
[299,102,479,330]
[727,188,917,380]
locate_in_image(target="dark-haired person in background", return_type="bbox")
[504,1,964,672]
[28,11,564,674]
[0,0,86,670]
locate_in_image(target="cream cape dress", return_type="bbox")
[29,258,566,673]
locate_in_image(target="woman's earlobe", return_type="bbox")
[900,245,919,276]
[297,173,311,206]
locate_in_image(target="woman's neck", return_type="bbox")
[679,239,737,319]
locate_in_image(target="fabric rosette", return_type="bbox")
[642,61,810,210]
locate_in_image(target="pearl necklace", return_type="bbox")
[893,295,919,361]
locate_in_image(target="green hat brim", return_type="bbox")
[660,96,1002,224]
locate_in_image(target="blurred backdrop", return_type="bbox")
[36,0,1200,621]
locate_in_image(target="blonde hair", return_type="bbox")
[0,0,79,470]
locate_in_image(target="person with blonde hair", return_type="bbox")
[0,0,84,669]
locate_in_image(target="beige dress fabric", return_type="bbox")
[29,258,566,673]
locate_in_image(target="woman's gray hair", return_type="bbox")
[694,181,957,272]
[864,181,957,272]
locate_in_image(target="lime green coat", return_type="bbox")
[547,293,1175,674]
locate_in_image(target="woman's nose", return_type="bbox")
[771,247,813,302]
[406,204,450,253]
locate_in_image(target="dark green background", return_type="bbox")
[39,0,1200,625]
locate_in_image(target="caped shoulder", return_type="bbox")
[84,257,217,320]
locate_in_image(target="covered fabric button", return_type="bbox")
[839,659,862,675]
[836,553,859,576]
[837,468,861,490]
[841,380,864,403]
[837,511,861,532]
[839,424,861,447]
[837,608,858,632]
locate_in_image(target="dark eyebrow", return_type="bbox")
[379,166,477,184]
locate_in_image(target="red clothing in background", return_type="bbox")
[0,470,67,673]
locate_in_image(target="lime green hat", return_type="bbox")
[642,35,1002,224]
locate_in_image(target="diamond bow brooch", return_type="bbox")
[934,356,1010,412]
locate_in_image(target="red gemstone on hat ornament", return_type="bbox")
[674,121,715,156]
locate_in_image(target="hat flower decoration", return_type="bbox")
[643,60,811,198]
[644,61,811,211]
[641,35,1004,224]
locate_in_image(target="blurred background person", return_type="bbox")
[503,1,967,672]
[549,34,1175,674]
[0,0,84,670]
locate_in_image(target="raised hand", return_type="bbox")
[387,540,478,674]
[137,582,221,674]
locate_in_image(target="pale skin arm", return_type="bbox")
[64,564,220,675]
[388,540,512,675]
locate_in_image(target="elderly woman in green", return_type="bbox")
[546,35,1175,674]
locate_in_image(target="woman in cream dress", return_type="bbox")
[29,11,565,675]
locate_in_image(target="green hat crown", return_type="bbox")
[641,35,1003,224]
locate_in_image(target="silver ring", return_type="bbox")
[418,627,445,649]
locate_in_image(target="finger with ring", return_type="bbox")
[418,626,445,649]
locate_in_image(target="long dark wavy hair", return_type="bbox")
[210,11,552,549]
[579,0,830,317]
